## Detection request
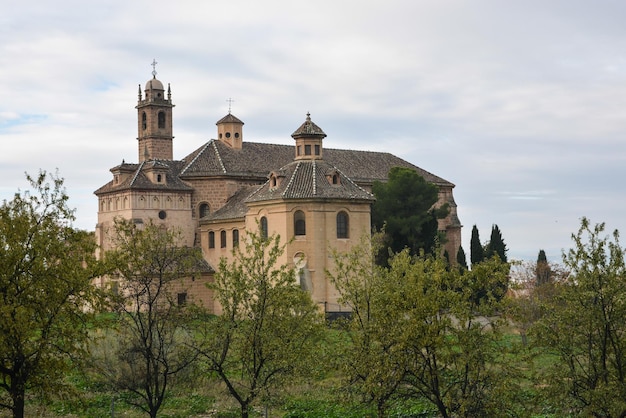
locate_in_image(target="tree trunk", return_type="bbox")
[241,402,250,418]
[11,385,25,418]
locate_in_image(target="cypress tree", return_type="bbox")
[536,249,551,285]
[487,224,508,263]
[470,225,484,267]
[456,245,468,270]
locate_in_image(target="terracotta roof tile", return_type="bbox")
[247,160,374,203]
[179,140,453,187]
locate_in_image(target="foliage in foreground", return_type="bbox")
[92,219,203,418]
[531,218,626,417]
[328,234,513,418]
[195,227,325,418]
[0,172,105,418]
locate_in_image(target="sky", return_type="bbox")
[1,0,625,262]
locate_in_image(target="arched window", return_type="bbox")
[199,203,210,218]
[337,211,349,239]
[260,217,268,239]
[208,231,215,249]
[294,210,306,236]
[220,230,227,248]
[232,229,239,247]
[158,111,166,129]
[142,112,147,130]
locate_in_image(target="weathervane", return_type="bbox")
[151,59,158,77]
[227,97,234,114]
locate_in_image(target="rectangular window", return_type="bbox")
[220,230,227,248]
[177,292,187,305]
[314,144,320,155]
[305,145,311,155]
[208,231,215,248]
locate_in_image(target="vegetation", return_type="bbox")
[532,218,626,416]
[371,167,449,264]
[194,227,325,418]
[536,249,552,285]
[470,224,484,267]
[5,174,626,417]
[0,172,105,418]
[93,219,203,418]
[329,233,511,418]
[456,245,468,270]
[485,224,508,263]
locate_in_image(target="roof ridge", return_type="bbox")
[312,160,317,196]
[333,165,374,198]
[180,141,213,175]
[130,161,145,186]
[211,141,227,173]
[246,182,266,200]
[282,161,301,197]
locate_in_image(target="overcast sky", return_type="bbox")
[2,0,625,262]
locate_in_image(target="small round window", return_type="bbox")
[235,132,240,138]
[158,210,167,220]
[225,132,231,138]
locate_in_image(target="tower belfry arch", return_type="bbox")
[136,61,175,162]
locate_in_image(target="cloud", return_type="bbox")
[2,0,626,261]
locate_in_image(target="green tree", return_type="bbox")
[470,225,484,267]
[402,257,513,417]
[328,233,403,418]
[99,219,203,418]
[485,224,507,263]
[508,259,564,347]
[535,249,551,286]
[196,227,324,418]
[532,218,626,416]
[330,237,512,418]
[456,245,468,270]
[0,172,103,418]
[371,167,448,263]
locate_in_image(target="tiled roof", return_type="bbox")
[202,185,259,222]
[246,160,375,203]
[216,113,244,125]
[179,140,453,187]
[291,113,327,139]
[94,160,194,195]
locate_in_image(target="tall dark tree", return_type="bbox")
[485,224,507,263]
[535,249,551,286]
[470,225,484,267]
[456,245,468,270]
[371,167,448,264]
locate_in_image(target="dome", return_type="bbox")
[145,77,164,91]
[291,113,326,139]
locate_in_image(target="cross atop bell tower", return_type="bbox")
[136,61,175,162]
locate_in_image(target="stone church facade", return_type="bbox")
[94,71,462,314]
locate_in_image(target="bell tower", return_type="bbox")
[136,60,174,162]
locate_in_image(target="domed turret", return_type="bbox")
[292,113,326,160]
